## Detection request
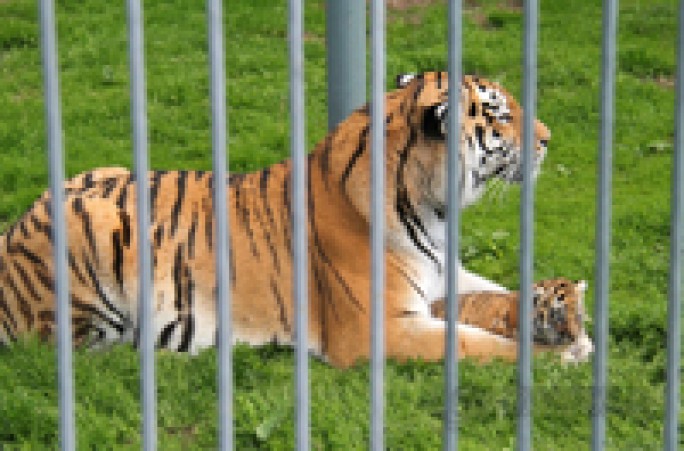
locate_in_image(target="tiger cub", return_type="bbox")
[0,71,557,368]
[431,278,593,363]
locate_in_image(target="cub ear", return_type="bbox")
[396,73,416,88]
[574,280,588,293]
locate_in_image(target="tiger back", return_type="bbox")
[0,71,570,368]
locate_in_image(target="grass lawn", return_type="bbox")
[0,0,681,448]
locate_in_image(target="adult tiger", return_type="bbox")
[0,71,554,368]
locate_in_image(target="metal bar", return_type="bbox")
[370,0,385,449]
[664,1,683,448]
[38,1,75,449]
[517,0,538,449]
[443,0,462,449]
[592,1,617,449]
[325,0,366,130]
[126,1,156,449]
[288,0,309,449]
[207,1,233,449]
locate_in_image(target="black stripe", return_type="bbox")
[11,261,40,302]
[340,125,370,187]
[67,250,87,286]
[33,267,55,293]
[395,130,441,266]
[178,266,194,352]
[73,322,95,343]
[170,171,188,237]
[19,220,29,239]
[236,179,260,258]
[119,211,131,247]
[0,288,18,329]
[475,125,485,149]
[188,211,198,259]
[83,255,127,323]
[259,168,281,274]
[311,256,340,323]
[72,197,98,260]
[308,160,365,313]
[10,243,47,269]
[270,279,291,334]
[71,294,125,334]
[154,223,165,248]
[83,171,94,189]
[5,223,16,245]
[389,259,427,300]
[112,230,124,291]
[30,214,52,242]
[1,319,15,341]
[319,134,334,182]
[282,175,292,254]
[205,175,214,249]
[149,170,167,219]
[115,174,133,209]
[229,235,236,284]
[437,71,443,89]
[158,320,179,348]
[102,177,119,198]
[5,274,33,327]
[38,309,55,322]
[173,244,184,311]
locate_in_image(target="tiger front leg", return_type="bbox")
[384,316,521,364]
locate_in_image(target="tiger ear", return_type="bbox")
[396,73,416,88]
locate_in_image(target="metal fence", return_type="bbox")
[35,0,682,449]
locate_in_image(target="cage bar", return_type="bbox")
[592,1,617,449]
[38,1,75,449]
[517,0,538,449]
[664,1,683,449]
[325,0,366,130]
[288,0,309,449]
[207,1,233,449]
[369,0,386,450]
[443,0,463,449]
[126,1,156,449]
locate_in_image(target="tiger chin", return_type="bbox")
[0,71,565,368]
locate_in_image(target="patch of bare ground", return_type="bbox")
[652,75,675,89]
[304,32,324,44]
[467,0,522,30]
[386,0,440,11]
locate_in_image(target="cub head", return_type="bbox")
[531,278,588,347]
[394,71,550,209]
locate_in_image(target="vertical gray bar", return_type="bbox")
[38,1,75,449]
[443,1,462,450]
[369,0,385,449]
[126,1,156,449]
[288,0,309,450]
[207,1,233,450]
[517,0,537,449]
[664,1,683,448]
[592,1,617,450]
[325,0,366,130]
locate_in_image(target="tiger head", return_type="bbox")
[393,71,550,209]
[532,278,589,347]
[321,71,551,251]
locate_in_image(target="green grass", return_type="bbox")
[0,0,680,448]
